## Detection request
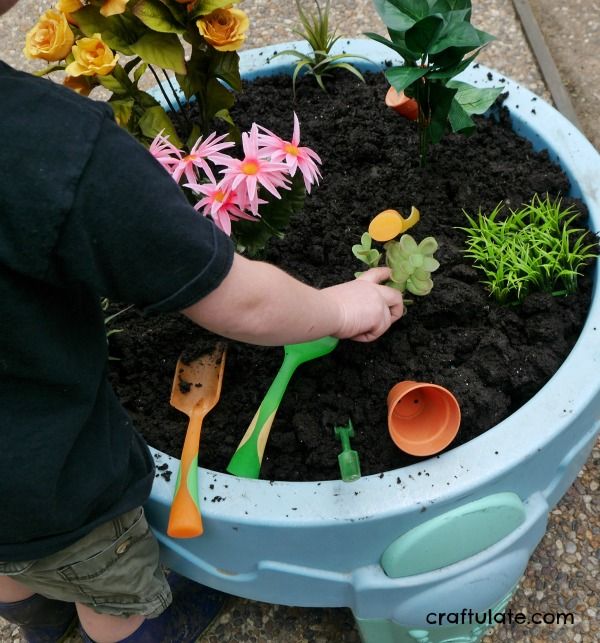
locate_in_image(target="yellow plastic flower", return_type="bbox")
[24,10,75,62]
[56,0,83,14]
[197,7,249,52]
[100,0,129,17]
[65,34,118,77]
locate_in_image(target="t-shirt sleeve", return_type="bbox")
[52,114,234,314]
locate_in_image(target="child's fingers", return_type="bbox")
[356,266,392,284]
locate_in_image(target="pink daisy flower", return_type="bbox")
[186,180,258,236]
[148,131,182,174]
[219,124,290,215]
[171,132,235,185]
[257,112,322,192]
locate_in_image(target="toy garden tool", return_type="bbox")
[167,342,227,538]
[334,420,361,482]
[387,381,461,456]
[227,336,339,479]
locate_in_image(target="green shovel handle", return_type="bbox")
[226,359,297,478]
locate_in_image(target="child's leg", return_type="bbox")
[75,603,144,643]
[1,507,227,642]
[0,575,35,601]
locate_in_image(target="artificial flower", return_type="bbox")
[197,7,249,52]
[186,180,257,236]
[170,132,235,185]
[100,0,129,17]
[56,0,84,14]
[63,74,92,96]
[148,132,183,173]
[65,34,118,77]
[257,112,322,192]
[219,124,290,215]
[24,10,74,61]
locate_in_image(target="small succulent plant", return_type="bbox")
[385,235,440,296]
[352,230,440,297]
[352,232,381,271]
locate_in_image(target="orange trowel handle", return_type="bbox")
[167,407,206,538]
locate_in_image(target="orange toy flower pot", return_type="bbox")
[387,381,461,456]
[385,86,419,120]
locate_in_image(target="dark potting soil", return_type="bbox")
[108,70,595,482]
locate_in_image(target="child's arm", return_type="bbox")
[182,253,404,345]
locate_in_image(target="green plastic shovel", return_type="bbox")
[226,336,339,479]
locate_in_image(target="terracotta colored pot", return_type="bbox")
[385,86,419,120]
[387,381,461,456]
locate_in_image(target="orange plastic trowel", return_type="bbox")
[167,342,227,538]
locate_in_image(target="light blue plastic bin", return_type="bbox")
[145,40,600,643]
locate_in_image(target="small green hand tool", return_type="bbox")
[227,336,339,479]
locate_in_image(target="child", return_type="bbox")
[0,1,404,640]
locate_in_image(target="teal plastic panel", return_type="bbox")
[356,584,517,643]
[381,492,525,578]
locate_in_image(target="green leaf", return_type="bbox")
[374,0,431,25]
[130,31,186,75]
[233,173,306,256]
[190,0,241,19]
[204,77,235,123]
[372,0,418,31]
[209,50,242,92]
[186,124,203,150]
[405,15,444,54]
[108,98,134,126]
[448,97,475,134]
[138,105,183,147]
[430,0,472,15]
[429,21,494,55]
[131,0,185,34]
[448,80,503,114]
[133,62,148,85]
[384,65,428,92]
[74,6,139,55]
[364,31,416,62]
[426,83,457,144]
[327,61,365,83]
[428,48,478,77]
[97,73,130,95]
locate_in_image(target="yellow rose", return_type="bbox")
[24,10,75,62]
[56,0,83,14]
[197,7,249,52]
[100,0,129,17]
[65,34,118,77]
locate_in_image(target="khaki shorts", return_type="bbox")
[0,507,171,618]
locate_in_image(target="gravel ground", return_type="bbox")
[0,1,598,641]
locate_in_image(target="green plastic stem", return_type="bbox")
[226,355,301,479]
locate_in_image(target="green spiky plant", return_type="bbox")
[367,0,502,165]
[352,232,440,296]
[275,0,368,96]
[460,195,598,304]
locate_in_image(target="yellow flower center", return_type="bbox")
[214,190,226,203]
[284,143,299,156]
[241,160,259,175]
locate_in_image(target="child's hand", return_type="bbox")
[321,267,405,342]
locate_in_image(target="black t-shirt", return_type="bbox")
[0,61,234,561]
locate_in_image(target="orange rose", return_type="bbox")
[63,75,92,96]
[65,34,118,77]
[24,10,75,62]
[197,7,249,52]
